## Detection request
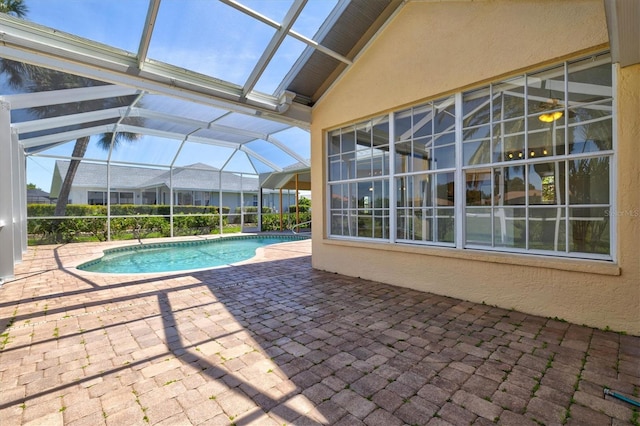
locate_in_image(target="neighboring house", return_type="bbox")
[27,188,53,204]
[310,1,639,334]
[50,161,295,211]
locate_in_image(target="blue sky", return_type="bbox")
[15,0,335,190]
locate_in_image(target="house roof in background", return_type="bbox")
[54,161,258,193]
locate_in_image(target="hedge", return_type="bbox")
[26,204,310,244]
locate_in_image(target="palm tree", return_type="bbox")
[2,4,143,220]
[0,0,27,17]
[2,58,143,217]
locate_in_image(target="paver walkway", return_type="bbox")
[1,237,638,425]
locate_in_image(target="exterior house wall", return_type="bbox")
[68,188,87,205]
[310,0,640,334]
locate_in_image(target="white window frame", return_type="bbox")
[326,53,614,261]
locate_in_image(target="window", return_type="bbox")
[142,191,157,205]
[88,191,135,205]
[395,96,456,245]
[327,53,613,259]
[88,191,106,205]
[328,117,390,239]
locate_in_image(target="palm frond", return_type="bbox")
[0,0,28,17]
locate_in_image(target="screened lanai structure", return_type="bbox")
[0,0,402,281]
[1,0,639,335]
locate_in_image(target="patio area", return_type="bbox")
[0,238,638,426]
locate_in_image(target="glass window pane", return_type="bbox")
[434,131,455,147]
[395,109,413,141]
[373,210,389,239]
[120,192,134,204]
[494,207,526,248]
[371,180,388,208]
[412,138,432,172]
[412,104,433,139]
[328,131,341,155]
[436,173,455,206]
[567,115,612,153]
[495,119,525,162]
[434,97,455,133]
[330,184,345,209]
[396,177,410,208]
[466,171,492,206]
[372,148,389,177]
[414,209,433,241]
[357,181,373,208]
[372,116,390,145]
[495,166,526,206]
[330,212,346,236]
[88,191,105,206]
[396,208,413,240]
[437,208,455,243]
[463,125,491,142]
[463,87,491,126]
[529,207,566,252]
[395,141,412,173]
[397,205,435,242]
[357,214,373,238]
[464,140,491,166]
[435,145,455,170]
[356,157,372,178]
[342,127,356,152]
[527,65,565,117]
[569,157,609,204]
[569,207,610,255]
[528,115,565,157]
[342,152,356,180]
[356,121,372,149]
[328,156,341,181]
[410,175,432,208]
[568,58,612,105]
[466,208,492,245]
[528,162,566,205]
[494,77,526,120]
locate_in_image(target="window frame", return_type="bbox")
[326,53,615,261]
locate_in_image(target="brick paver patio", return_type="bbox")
[1,237,638,425]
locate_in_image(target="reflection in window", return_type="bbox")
[327,53,613,259]
[541,175,555,204]
[463,53,612,256]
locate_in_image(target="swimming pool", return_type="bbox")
[78,235,308,274]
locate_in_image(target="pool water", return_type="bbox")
[78,235,307,274]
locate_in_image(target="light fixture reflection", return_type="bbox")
[538,111,564,123]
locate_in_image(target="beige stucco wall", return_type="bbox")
[310,0,640,334]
